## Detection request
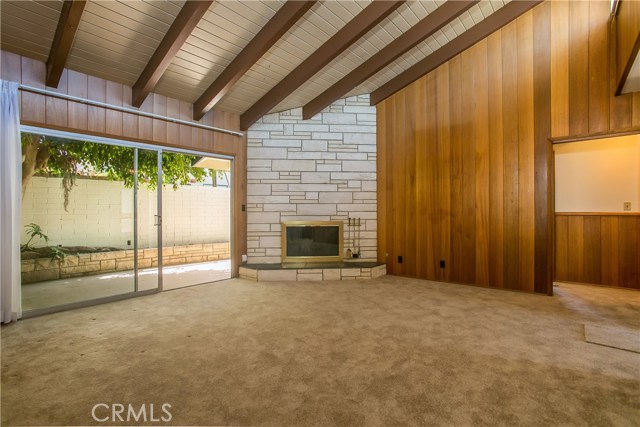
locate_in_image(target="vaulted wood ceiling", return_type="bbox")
[1,0,540,129]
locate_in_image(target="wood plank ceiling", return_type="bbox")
[1,0,519,129]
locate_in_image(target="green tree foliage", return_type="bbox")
[21,133,210,210]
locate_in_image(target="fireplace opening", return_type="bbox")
[281,221,343,263]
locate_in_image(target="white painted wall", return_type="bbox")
[22,177,230,249]
[554,135,640,212]
[246,94,377,263]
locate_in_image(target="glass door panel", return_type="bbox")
[134,148,162,292]
[161,154,232,290]
[20,133,136,312]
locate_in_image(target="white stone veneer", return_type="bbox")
[246,95,377,264]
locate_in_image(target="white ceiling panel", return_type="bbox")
[1,0,514,117]
[0,0,63,61]
[217,0,368,113]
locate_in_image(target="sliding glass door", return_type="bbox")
[160,153,232,290]
[20,132,161,314]
[134,148,162,293]
[19,128,233,315]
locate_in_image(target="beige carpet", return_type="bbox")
[2,277,639,426]
[584,323,640,353]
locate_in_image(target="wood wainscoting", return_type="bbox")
[555,213,639,289]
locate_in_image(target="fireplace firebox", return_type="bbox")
[281,221,343,263]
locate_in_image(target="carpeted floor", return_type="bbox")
[1,277,639,426]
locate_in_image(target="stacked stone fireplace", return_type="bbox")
[246,95,378,265]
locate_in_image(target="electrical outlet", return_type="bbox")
[623,202,632,211]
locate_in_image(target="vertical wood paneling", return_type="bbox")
[166,98,180,144]
[555,215,568,280]
[487,31,504,289]
[67,70,88,131]
[138,95,154,142]
[105,81,123,137]
[568,0,590,136]
[414,77,428,279]
[179,101,193,149]
[609,17,633,131]
[393,91,406,277]
[376,102,387,265]
[21,57,46,124]
[533,1,553,295]
[385,100,395,269]
[517,14,535,293]
[600,216,619,286]
[45,69,68,128]
[435,63,451,283]
[87,76,106,134]
[1,50,22,82]
[618,216,639,289]
[405,87,417,277]
[588,0,610,134]
[550,0,569,137]
[555,214,638,289]
[122,86,138,140]
[425,72,438,280]
[449,56,464,283]
[502,21,520,290]
[2,51,246,277]
[568,215,585,278]
[200,111,214,152]
[583,216,601,284]
[460,49,476,285]
[375,0,636,294]
[474,40,490,287]
[633,93,640,127]
[152,94,167,145]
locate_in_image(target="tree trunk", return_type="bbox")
[21,134,50,198]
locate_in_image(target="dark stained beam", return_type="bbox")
[303,0,478,119]
[240,0,405,130]
[370,0,542,105]
[46,0,87,88]
[193,1,315,121]
[132,0,213,107]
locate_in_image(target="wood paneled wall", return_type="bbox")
[555,214,639,289]
[377,0,640,294]
[0,50,247,276]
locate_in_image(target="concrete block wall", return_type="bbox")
[22,177,230,249]
[246,95,377,264]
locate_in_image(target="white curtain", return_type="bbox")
[0,80,22,323]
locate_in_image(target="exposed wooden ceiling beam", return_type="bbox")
[46,0,86,88]
[370,0,543,105]
[193,1,315,121]
[240,0,405,130]
[132,0,213,108]
[303,0,478,120]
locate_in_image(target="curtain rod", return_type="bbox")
[18,84,244,138]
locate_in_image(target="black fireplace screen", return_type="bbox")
[285,226,340,257]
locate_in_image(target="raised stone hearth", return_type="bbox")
[239,262,386,282]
